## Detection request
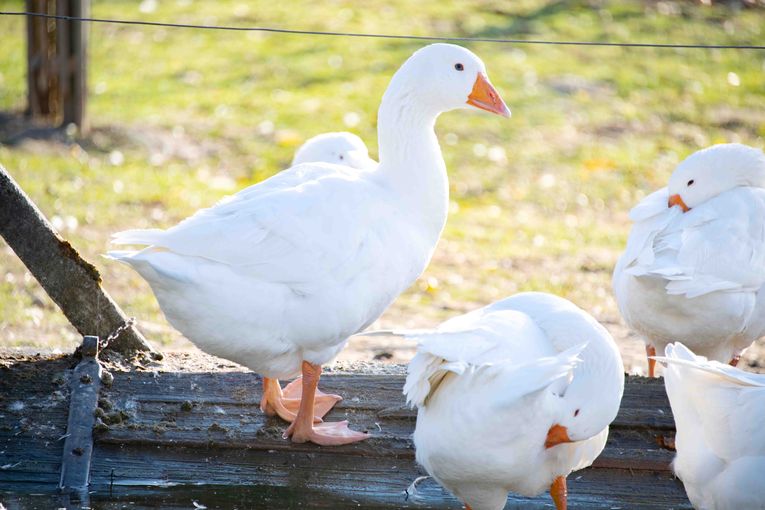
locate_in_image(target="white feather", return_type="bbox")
[659,342,765,510]
[406,292,624,510]
[107,44,505,381]
[614,144,765,365]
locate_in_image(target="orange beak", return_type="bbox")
[545,424,572,449]
[466,73,511,118]
[668,194,690,212]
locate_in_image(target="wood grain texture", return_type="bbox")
[0,165,154,354]
[0,355,689,509]
[24,0,89,130]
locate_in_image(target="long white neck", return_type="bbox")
[571,331,624,417]
[577,339,623,388]
[372,81,449,243]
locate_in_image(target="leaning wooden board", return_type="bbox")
[0,353,691,509]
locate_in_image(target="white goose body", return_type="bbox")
[613,144,765,371]
[402,292,624,510]
[111,169,433,377]
[108,43,510,445]
[657,342,765,510]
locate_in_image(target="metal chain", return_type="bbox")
[100,317,136,350]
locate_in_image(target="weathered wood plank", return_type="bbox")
[83,445,690,509]
[96,372,674,467]
[0,355,690,508]
[0,355,72,495]
[0,165,155,354]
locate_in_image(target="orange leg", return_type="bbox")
[260,377,299,422]
[729,355,741,367]
[646,345,657,378]
[283,361,369,446]
[260,376,341,423]
[550,476,567,510]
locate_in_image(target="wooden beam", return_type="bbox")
[96,372,676,469]
[0,164,155,354]
[0,358,690,509]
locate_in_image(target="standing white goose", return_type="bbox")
[292,131,376,170]
[613,143,765,376]
[108,44,510,446]
[396,292,624,510]
[655,342,765,510]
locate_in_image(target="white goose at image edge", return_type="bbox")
[654,342,765,510]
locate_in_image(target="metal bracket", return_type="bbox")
[59,335,102,504]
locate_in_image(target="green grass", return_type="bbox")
[1,0,764,362]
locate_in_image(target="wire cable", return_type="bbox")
[2,11,764,50]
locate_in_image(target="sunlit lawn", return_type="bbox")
[1,0,764,372]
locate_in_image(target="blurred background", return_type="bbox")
[1,0,764,373]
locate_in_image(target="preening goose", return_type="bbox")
[613,143,765,376]
[292,131,376,170]
[393,292,624,510]
[655,342,765,510]
[108,43,509,446]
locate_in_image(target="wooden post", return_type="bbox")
[25,0,89,133]
[0,164,156,355]
[26,0,54,118]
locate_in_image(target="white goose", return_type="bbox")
[108,44,509,446]
[655,342,765,510]
[397,292,624,510]
[292,131,376,170]
[613,143,765,376]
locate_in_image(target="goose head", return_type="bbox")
[667,143,765,212]
[382,43,510,119]
[546,345,624,449]
[546,374,622,448]
[292,132,376,170]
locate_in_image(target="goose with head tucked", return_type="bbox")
[108,44,510,446]
[381,292,624,510]
[654,342,765,510]
[613,143,765,376]
[292,131,376,170]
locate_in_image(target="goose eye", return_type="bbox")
[339,155,344,160]
[574,409,580,417]
[687,179,695,187]
[454,63,464,71]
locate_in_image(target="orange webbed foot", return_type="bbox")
[284,419,369,446]
[282,377,343,420]
[281,361,369,446]
[260,377,300,422]
[260,377,342,423]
